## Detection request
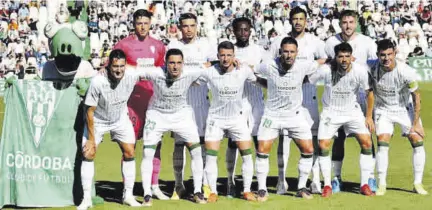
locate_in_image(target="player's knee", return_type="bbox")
[360,139,372,150]
[409,138,424,148]
[301,144,314,155]
[257,143,271,154]
[319,139,331,150]
[82,153,95,161]
[123,148,135,159]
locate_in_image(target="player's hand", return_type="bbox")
[233,58,241,69]
[98,67,107,75]
[83,140,96,159]
[203,62,212,68]
[365,117,375,133]
[411,122,425,138]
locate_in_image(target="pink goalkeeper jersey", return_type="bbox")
[114,35,166,139]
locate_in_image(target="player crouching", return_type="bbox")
[77,50,142,210]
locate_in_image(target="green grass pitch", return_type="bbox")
[1,84,432,210]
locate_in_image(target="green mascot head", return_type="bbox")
[44,20,88,77]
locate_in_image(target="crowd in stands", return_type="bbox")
[1,0,432,78]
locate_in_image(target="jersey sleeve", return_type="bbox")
[84,77,101,107]
[133,66,162,81]
[306,60,320,75]
[359,65,371,90]
[324,39,335,59]
[254,62,268,78]
[245,66,257,82]
[269,36,282,59]
[314,39,328,59]
[402,65,419,92]
[367,39,378,60]
[308,65,327,84]
[155,42,166,67]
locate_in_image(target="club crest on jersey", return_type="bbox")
[150,46,155,54]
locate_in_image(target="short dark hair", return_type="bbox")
[108,49,126,66]
[289,6,307,21]
[334,42,353,55]
[280,37,298,48]
[232,17,252,30]
[165,48,184,61]
[377,39,396,52]
[218,41,235,51]
[133,9,152,24]
[179,13,197,25]
[339,10,357,21]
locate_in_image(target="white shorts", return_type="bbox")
[318,107,370,140]
[82,118,135,148]
[143,108,200,145]
[242,99,264,136]
[205,115,251,142]
[258,109,313,141]
[375,107,422,136]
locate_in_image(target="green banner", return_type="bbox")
[408,57,432,81]
[0,80,83,208]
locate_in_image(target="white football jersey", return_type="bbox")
[201,64,257,120]
[309,62,370,113]
[255,58,319,118]
[235,43,265,105]
[325,33,377,64]
[167,38,217,106]
[368,60,418,113]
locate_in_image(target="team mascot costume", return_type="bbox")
[0,10,101,209]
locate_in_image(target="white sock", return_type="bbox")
[81,161,94,199]
[332,160,342,178]
[122,159,136,198]
[298,156,313,189]
[205,154,218,194]
[173,144,186,187]
[241,153,254,192]
[277,136,291,183]
[255,153,269,191]
[201,146,207,185]
[226,146,238,186]
[319,156,332,187]
[141,148,156,196]
[370,158,376,179]
[189,147,204,193]
[376,146,389,186]
[413,146,426,185]
[312,155,321,184]
[360,154,374,186]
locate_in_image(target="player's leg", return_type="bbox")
[276,131,291,195]
[225,137,238,198]
[171,133,186,200]
[204,118,224,203]
[317,112,341,198]
[229,117,256,202]
[173,108,206,204]
[331,128,345,193]
[255,116,279,202]
[348,112,374,196]
[77,126,103,210]
[290,115,314,199]
[141,111,168,206]
[310,135,322,194]
[374,112,393,196]
[151,142,168,200]
[199,106,210,198]
[113,120,141,206]
[402,111,427,195]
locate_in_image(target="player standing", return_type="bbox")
[167,13,217,199]
[78,50,143,210]
[139,49,210,206]
[255,37,325,202]
[268,7,327,194]
[224,17,265,198]
[202,41,257,203]
[324,9,378,193]
[113,9,168,200]
[368,39,427,196]
[309,43,375,197]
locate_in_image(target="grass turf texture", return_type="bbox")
[1,83,431,210]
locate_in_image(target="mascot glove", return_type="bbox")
[76,78,90,96]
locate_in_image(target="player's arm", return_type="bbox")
[252,62,268,88]
[411,88,423,135]
[365,88,375,133]
[83,79,100,160]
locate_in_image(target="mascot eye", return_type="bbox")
[44,22,60,39]
[72,21,88,41]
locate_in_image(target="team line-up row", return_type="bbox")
[75,8,427,209]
